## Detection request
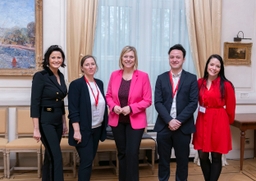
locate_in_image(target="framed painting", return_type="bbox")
[224,42,252,65]
[0,0,43,76]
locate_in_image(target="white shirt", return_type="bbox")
[87,81,105,129]
[170,70,182,118]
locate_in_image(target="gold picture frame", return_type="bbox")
[0,0,43,76]
[224,42,252,65]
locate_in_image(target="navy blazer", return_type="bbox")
[68,76,108,147]
[154,70,198,134]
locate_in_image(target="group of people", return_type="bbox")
[30,44,236,181]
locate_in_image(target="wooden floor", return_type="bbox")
[1,159,256,181]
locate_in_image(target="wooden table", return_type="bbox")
[232,113,256,171]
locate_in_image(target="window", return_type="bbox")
[93,0,197,126]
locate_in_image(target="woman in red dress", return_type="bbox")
[193,54,236,181]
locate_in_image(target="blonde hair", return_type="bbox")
[118,46,138,69]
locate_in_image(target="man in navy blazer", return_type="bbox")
[154,44,198,181]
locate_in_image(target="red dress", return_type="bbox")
[192,77,236,154]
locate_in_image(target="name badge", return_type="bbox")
[92,109,100,118]
[199,106,206,113]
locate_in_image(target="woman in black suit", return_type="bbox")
[68,55,108,181]
[30,45,67,181]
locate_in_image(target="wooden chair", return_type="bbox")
[5,107,42,178]
[41,139,77,178]
[92,125,118,175]
[94,139,118,175]
[41,108,76,178]
[0,107,8,178]
[93,128,156,175]
[60,138,76,177]
[139,132,156,174]
[60,109,76,177]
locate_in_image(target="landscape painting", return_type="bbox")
[224,42,252,66]
[0,0,42,76]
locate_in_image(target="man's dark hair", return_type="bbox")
[168,44,186,58]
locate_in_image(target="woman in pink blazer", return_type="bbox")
[106,46,152,181]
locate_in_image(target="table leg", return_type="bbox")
[240,131,245,171]
[254,130,256,157]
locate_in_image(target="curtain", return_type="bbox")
[185,0,222,77]
[66,0,98,82]
[93,0,196,125]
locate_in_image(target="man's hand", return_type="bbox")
[168,119,181,131]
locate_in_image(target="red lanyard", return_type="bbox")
[84,77,99,107]
[169,71,180,98]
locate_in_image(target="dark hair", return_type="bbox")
[168,44,186,58]
[203,54,234,99]
[42,45,66,68]
[80,55,98,73]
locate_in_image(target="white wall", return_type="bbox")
[43,0,67,76]
[222,0,256,159]
[1,0,256,159]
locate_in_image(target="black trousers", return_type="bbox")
[40,122,63,181]
[76,126,102,181]
[157,128,191,181]
[198,151,222,181]
[111,122,144,181]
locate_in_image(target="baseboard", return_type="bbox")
[226,148,254,159]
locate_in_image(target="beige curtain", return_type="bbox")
[185,0,222,77]
[67,0,98,82]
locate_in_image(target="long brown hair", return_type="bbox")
[202,54,234,100]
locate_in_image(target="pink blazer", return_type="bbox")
[106,69,152,129]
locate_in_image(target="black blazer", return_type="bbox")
[68,76,108,147]
[154,70,198,134]
[30,67,67,122]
